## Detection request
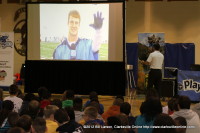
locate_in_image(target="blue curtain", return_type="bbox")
[126,43,138,88]
[164,43,195,78]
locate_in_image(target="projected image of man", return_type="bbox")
[53,10,103,60]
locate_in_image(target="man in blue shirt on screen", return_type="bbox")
[53,10,103,60]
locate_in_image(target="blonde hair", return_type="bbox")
[84,106,98,119]
[44,105,59,118]
[68,10,81,23]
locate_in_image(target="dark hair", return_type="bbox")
[153,43,160,50]
[120,102,131,116]
[116,114,129,126]
[8,112,20,127]
[107,116,121,130]
[178,96,191,109]
[65,90,75,100]
[89,91,98,100]
[73,97,83,111]
[141,97,162,122]
[168,98,179,112]
[64,106,75,121]
[0,100,14,126]
[51,98,62,109]
[32,117,46,133]
[83,123,104,133]
[174,116,187,126]
[54,109,69,124]
[86,99,101,114]
[9,84,18,95]
[174,116,187,133]
[28,100,40,120]
[23,93,37,102]
[38,87,51,100]
[17,115,32,132]
[153,113,176,133]
[7,127,25,133]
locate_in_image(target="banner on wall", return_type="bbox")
[0,32,14,86]
[178,70,200,102]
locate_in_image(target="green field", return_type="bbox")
[40,42,108,60]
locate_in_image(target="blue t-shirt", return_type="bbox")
[53,38,94,60]
[135,115,155,133]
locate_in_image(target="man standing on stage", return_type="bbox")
[141,43,164,95]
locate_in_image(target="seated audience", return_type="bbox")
[8,112,20,127]
[116,114,130,133]
[31,117,47,133]
[140,88,160,114]
[4,84,23,113]
[170,95,200,133]
[38,87,51,109]
[0,100,14,133]
[54,109,83,133]
[64,107,75,121]
[191,102,200,119]
[38,87,49,101]
[23,100,41,120]
[83,122,104,133]
[44,105,59,133]
[51,98,62,109]
[152,113,176,133]
[73,97,84,122]
[84,91,104,114]
[162,97,179,115]
[7,127,25,133]
[102,98,124,121]
[174,116,187,133]
[135,97,162,133]
[105,116,127,133]
[83,106,104,126]
[16,115,32,133]
[120,102,136,126]
[20,93,38,115]
[86,99,104,121]
[62,90,75,108]
[167,98,179,115]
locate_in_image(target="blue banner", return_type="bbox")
[178,70,200,101]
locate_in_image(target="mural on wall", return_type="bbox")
[137,33,165,93]
[13,7,26,56]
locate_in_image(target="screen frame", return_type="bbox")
[26,0,125,62]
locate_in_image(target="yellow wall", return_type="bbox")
[126,1,200,64]
[1,1,200,74]
[0,3,25,74]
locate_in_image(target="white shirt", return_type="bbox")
[147,50,164,69]
[4,96,23,113]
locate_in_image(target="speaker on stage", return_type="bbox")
[160,79,175,97]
